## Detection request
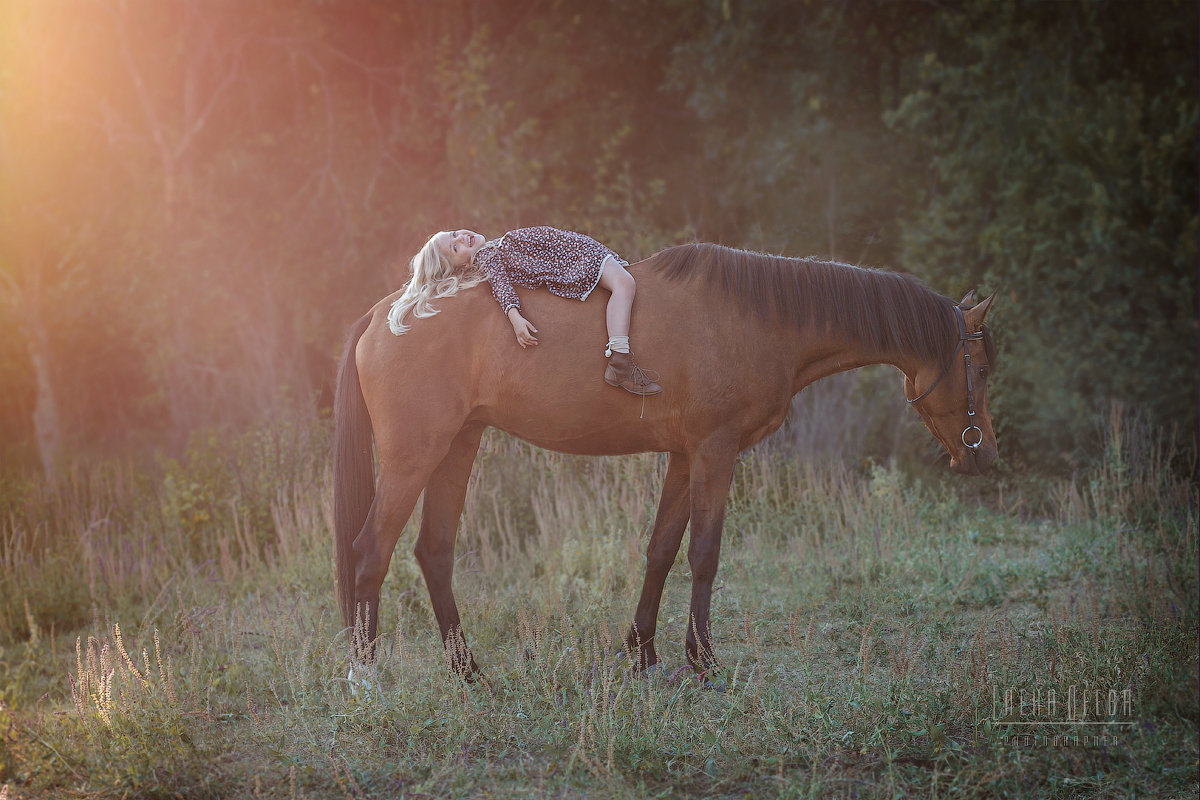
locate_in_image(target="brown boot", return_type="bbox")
[604,352,663,396]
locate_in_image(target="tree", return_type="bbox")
[660,0,942,261]
[888,0,1198,463]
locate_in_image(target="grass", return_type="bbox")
[0,410,1196,798]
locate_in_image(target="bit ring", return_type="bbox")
[962,426,983,449]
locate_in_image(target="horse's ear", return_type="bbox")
[963,292,996,329]
[959,289,977,307]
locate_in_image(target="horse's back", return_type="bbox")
[355,263,795,458]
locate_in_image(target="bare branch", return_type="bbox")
[173,38,248,161]
[109,3,170,159]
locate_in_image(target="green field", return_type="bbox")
[1,414,1196,799]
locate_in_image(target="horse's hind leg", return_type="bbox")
[414,422,486,678]
[352,464,433,666]
[625,452,690,671]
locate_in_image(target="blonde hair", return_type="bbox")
[386,231,484,335]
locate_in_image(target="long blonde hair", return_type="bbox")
[387,231,484,335]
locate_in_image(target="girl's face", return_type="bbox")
[439,229,485,268]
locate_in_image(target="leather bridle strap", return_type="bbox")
[906,339,962,406]
[906,305,986,449]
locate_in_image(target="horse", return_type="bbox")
[333,242,997,681]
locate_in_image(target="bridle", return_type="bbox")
[906,305,988,450]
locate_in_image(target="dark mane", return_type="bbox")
[648,242,958,363]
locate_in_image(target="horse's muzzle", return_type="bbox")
[950,444,996,475]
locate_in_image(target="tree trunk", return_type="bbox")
[26,317,61,485]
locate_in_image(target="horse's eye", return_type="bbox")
[979,366,989,378]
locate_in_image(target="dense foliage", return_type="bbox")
[0,0,1195,472]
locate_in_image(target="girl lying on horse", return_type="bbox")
[387,225,662,395]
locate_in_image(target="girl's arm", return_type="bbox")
[488,267,521,316]
[481,239,538,348]
[507,308,538,348]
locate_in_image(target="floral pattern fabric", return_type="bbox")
[474,226,626,314]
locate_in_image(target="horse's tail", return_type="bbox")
[333,313,375,630]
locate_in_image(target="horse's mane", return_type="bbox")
[647,242,959,363]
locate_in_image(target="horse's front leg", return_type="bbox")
[684,441,737,681]
[414,422,486,679]
[625,451,691,671]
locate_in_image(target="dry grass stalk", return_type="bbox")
[886,625,927,681]
[246,684,262,730]
[328,757,359,799]
[113,622,150,689]
[786,608,803,651]
[22,598,38,646]
[858,614,880,678]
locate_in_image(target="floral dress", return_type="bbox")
[473,226,627,315]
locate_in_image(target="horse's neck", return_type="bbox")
[789,320,920,393]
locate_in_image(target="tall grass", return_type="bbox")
[0,404,1196,798]
[0,422,329,643]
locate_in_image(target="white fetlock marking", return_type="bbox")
[348,663,379,700]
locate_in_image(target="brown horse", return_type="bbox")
[334,243,997,680]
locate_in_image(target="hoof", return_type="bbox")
[447,656,491,691]
[611,649,662,676]
[446,648,482,683]
[347,664,380,699]
[695,666,727,692]
[457,667,487,686]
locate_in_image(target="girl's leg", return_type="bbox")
[597,256,662,395]
[596,256,634,341]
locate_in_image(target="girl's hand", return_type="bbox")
[508,310,539,348]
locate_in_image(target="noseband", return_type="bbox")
[906,305,987,450]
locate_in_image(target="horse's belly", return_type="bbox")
[475,395,677,456]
